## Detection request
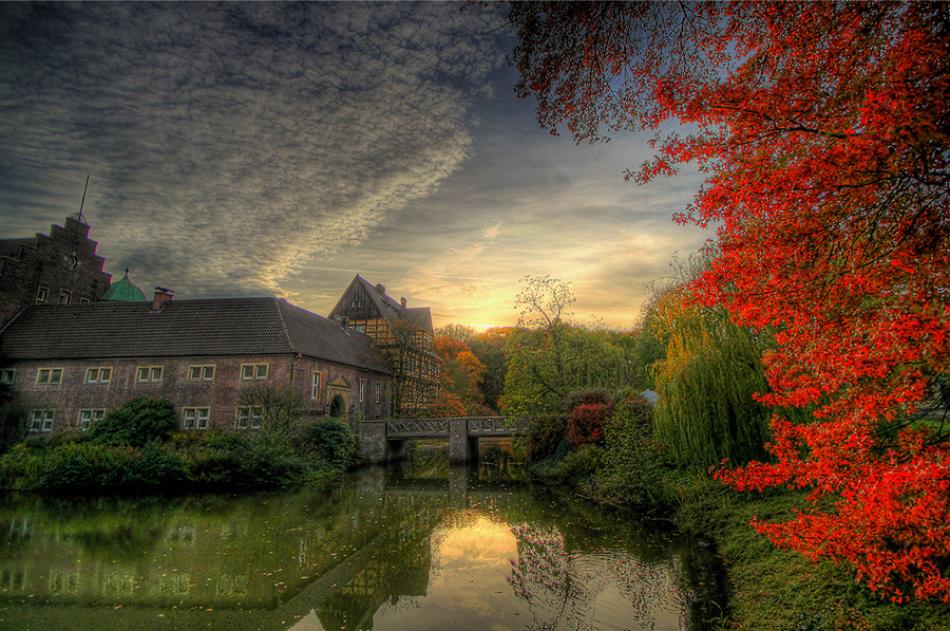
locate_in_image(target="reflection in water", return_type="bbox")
[0,454,724,630]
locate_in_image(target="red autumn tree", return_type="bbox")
[509,2,949,602]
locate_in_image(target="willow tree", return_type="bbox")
[651,285,771,468]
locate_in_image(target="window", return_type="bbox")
[136,366,164,382]
[29,410,55,433]
[79,296,90,305]
[58,290,71,304]
[181,407,210,430]
[354,323,366,333]
[78,409,106,431]
[240,363,268,380]
[84,367,112,384]
[235,406,263,430]
[36,286,48,304]
[0,369,14,385]
[188,365,216,381]
[375,382,382,404]
[36,368,63,385]
[311,372,322,400]
[359,379,366,403]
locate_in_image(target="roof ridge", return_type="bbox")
[272,298,297,354]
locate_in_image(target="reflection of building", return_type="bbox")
[0,478,446,630]
[0,215,111,326]
[330,275,440,416]
[0,294,392,432]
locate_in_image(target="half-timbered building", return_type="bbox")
[329,275,439,416]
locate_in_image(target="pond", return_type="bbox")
[0,453,725,630]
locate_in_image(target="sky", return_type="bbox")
[0,2,709,330]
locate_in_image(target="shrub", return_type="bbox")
[295,418,358,469]
[91,398,178,448]
[184,436,306,488]
[567,402,612,447]
[34,443,134,490]
[124,444,186,488]
[525,413,567,461]
[0,444,41,489]
[565,388,612,412]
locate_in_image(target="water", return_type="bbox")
[0,455,725,630]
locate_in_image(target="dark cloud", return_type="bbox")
[0,2,507,294]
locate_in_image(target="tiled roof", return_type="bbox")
[0,298,391,373]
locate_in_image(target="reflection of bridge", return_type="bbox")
[358,416,525,463]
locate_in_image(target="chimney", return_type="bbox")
[152,287,174,311]
[400,296,407,308]
[375,283,386,295]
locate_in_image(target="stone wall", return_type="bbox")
[6,353,391,434]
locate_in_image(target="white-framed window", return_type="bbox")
[235,406,263,430]
[36,286,48,304]
[0,369,14,385]
[311,372,322,400]
[187,365,216,381]
[58,290,71,305]
[84,367,112,384]
[29,409,55,433]
[36,367,63,385]
[136,366,164,383]
[359,379,366,403]
[181,407,210,430]
[79,296,90,305]
[375,382,382,404]
[240,363,268,380]
[78,409,106,431]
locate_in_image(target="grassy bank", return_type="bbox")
[530,459,950,630]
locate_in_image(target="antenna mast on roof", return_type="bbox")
[77,175,90,223]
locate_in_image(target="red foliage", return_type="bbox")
[567,402,611,448]
[510,2,950,602]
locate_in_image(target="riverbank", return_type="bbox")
[530,461,950,630]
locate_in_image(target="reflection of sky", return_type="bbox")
[374,515,525,630]
[372,513,687,631]
[0,3,708,328]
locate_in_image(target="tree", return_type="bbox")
[512,275,576,403]
[509,2,950,603]
[238,385,303,437]
[470,327,513,412]
[433,335,489,415]
[650,280,772,468]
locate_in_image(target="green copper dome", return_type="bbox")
[102,269,147,302]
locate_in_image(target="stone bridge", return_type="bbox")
[358,416,524,463]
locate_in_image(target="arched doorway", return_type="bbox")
[329,395,345,419]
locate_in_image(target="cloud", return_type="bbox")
[0,3,507,294]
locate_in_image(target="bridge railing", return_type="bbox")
[384,416,526,437]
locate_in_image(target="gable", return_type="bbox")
[330,277,381,321]
[326,375,351,389]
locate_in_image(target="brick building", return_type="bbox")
[329,275,440,417]
[0,293,392,434]
[0,215,111,326]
